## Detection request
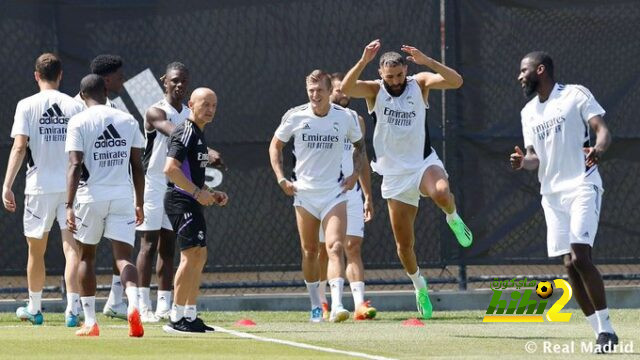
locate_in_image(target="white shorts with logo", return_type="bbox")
[319,187,365,243]
[293,186,347,222]
[136,180,172,231]
[23,192,67,239]
[74,198,137,246]
[380,150,448,207]
[541,184,603,257]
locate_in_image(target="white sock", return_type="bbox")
[65,292,80,314]
[157,291,172,312]
[329,277,345,310]
[185,305,197,321]
[305,280,322,309]
[595,308,615,334]
[407,268,427,290]
[81,296,96,327]
[138,287,151,311]
[125,287,139,313]
[107,275,124,306]
[350,281,365,309]
[27,291,42,314]
[170,304,185,322]
[317,280,328,304]
[446,210,460,223]
[586,313,599,337]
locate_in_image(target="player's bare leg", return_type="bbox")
[112,240,143,337]
[155,229,176,318]
[419,166,472,247]
[345,235,375,319]
[563,254,597,336]
[317,242,330,319]
[295,206,324,322]
[61,230,81,326]
[323,202,350,322]
[136,230,159,321]
[76,242,99,336]
[16,235,49,325]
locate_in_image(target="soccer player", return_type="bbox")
[316,72,376,320]
[74,54,129,319]
[269,70,365,323]
[136,62,225,323]
[510,51,616,352]
[75,54,126,110]
[341,40,472,320]
[3,53,84,327]
[162,87,228,334]
[66,74,145,337]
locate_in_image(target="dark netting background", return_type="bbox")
[0,0,638,297]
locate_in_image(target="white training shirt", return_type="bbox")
[65,105,145,203]
[521,83,605,195]
[275,103,362,191]
[10,89,84,195]
[370,76,430,175]
[74,93,122,111]
[142,99,190,187]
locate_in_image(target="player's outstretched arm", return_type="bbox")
[164,157,216,206]
[145,107,175,136]
[355,115,374,221]
[584,115,612,168]
[2,135,28,212]
[268,136,295,196]
[510,145,539,171]
[130,147,145,225]
[401,45,463,90]
[341,40,381,103]
[65,151,84,233]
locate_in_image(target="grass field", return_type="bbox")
[1,309,639,359]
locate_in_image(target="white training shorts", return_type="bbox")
[74,198,137,246]
[293,186,347,222]
[380,149,448,207]
[319,187,365,243]
[541,183,603,257]
[23,192,67,239]
[136,180,172,231]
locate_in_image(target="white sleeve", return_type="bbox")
[65,116,84,152]
[347,110,362,143]
[131,119,145,148]
[521,111,533,148]
[10,101,30,138]
[575,86,605,123]
[274,112,297,142]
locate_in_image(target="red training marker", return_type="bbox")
[235,319,257,327]
[402,318,425,327]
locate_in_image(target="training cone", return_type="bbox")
[234,319,256,327]
[402,318,425,327]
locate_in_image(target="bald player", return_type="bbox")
[162,88,228,335]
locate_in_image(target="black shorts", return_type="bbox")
[168,210,207,250]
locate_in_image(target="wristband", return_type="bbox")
[193,188,202,199]
[277,178,287,185]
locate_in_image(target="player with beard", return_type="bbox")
[316,72,376,320]
[341,40,471,320]
[511,51,616,353]
[136,62,225,322]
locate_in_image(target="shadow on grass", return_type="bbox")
[452,334,575,340]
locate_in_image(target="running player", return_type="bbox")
[65,74,145,337]
[269,70,365,323]
[136,62,224,322]
[162,87,228,334]
[511,51,616,352]
[317,72,376,320]
[74,54,129,319]
[341,40,472,320]
[3,53,84,327]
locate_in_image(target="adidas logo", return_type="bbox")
[39,103,68,124]
[197,139,203,145]
[582,231,590,238]
[95,124,127,148]
[303,123,311,130]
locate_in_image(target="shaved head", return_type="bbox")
[189,87,218,126]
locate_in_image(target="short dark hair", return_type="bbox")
[160,61,189,81]
[306,69,332,90]
[379,52,406,68]
[330,72,345,82]
[35,53,62,82]
[524,51,554,79]
[90,54,123,76]
[80,74,106,100]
